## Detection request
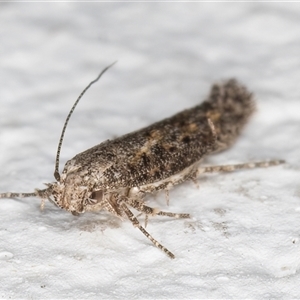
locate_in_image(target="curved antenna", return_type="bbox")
[54,61,117,181]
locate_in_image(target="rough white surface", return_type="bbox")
[0,3,300,299]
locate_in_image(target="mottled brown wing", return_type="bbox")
[100,106,215,188]
[70,79,253,190]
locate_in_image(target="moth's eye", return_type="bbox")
[87,190,103,205]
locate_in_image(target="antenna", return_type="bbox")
[54,61,117,181]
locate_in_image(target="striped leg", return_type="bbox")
[117,197,175,259]
[197,159,285,174]
[0,189,50,210]
[125,197,190,219]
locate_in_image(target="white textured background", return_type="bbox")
[0,3,300,299]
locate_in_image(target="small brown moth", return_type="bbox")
[0,63,284,258]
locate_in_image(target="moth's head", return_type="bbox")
[46,180,104,215]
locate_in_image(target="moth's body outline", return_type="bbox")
[0,65,284,258]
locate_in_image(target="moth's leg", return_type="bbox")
[116,197,175,259]
[40,198,45,211]
[140,163,198,196]
[165,190,170,206]
[125,197,190,220]
[197,159,285,175]
[137,165,199,205]
[0,190,48,210]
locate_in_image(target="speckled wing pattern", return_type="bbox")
[68,79,254,190]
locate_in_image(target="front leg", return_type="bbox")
[114,194,176,259]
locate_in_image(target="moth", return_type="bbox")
[0,63,284,259]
